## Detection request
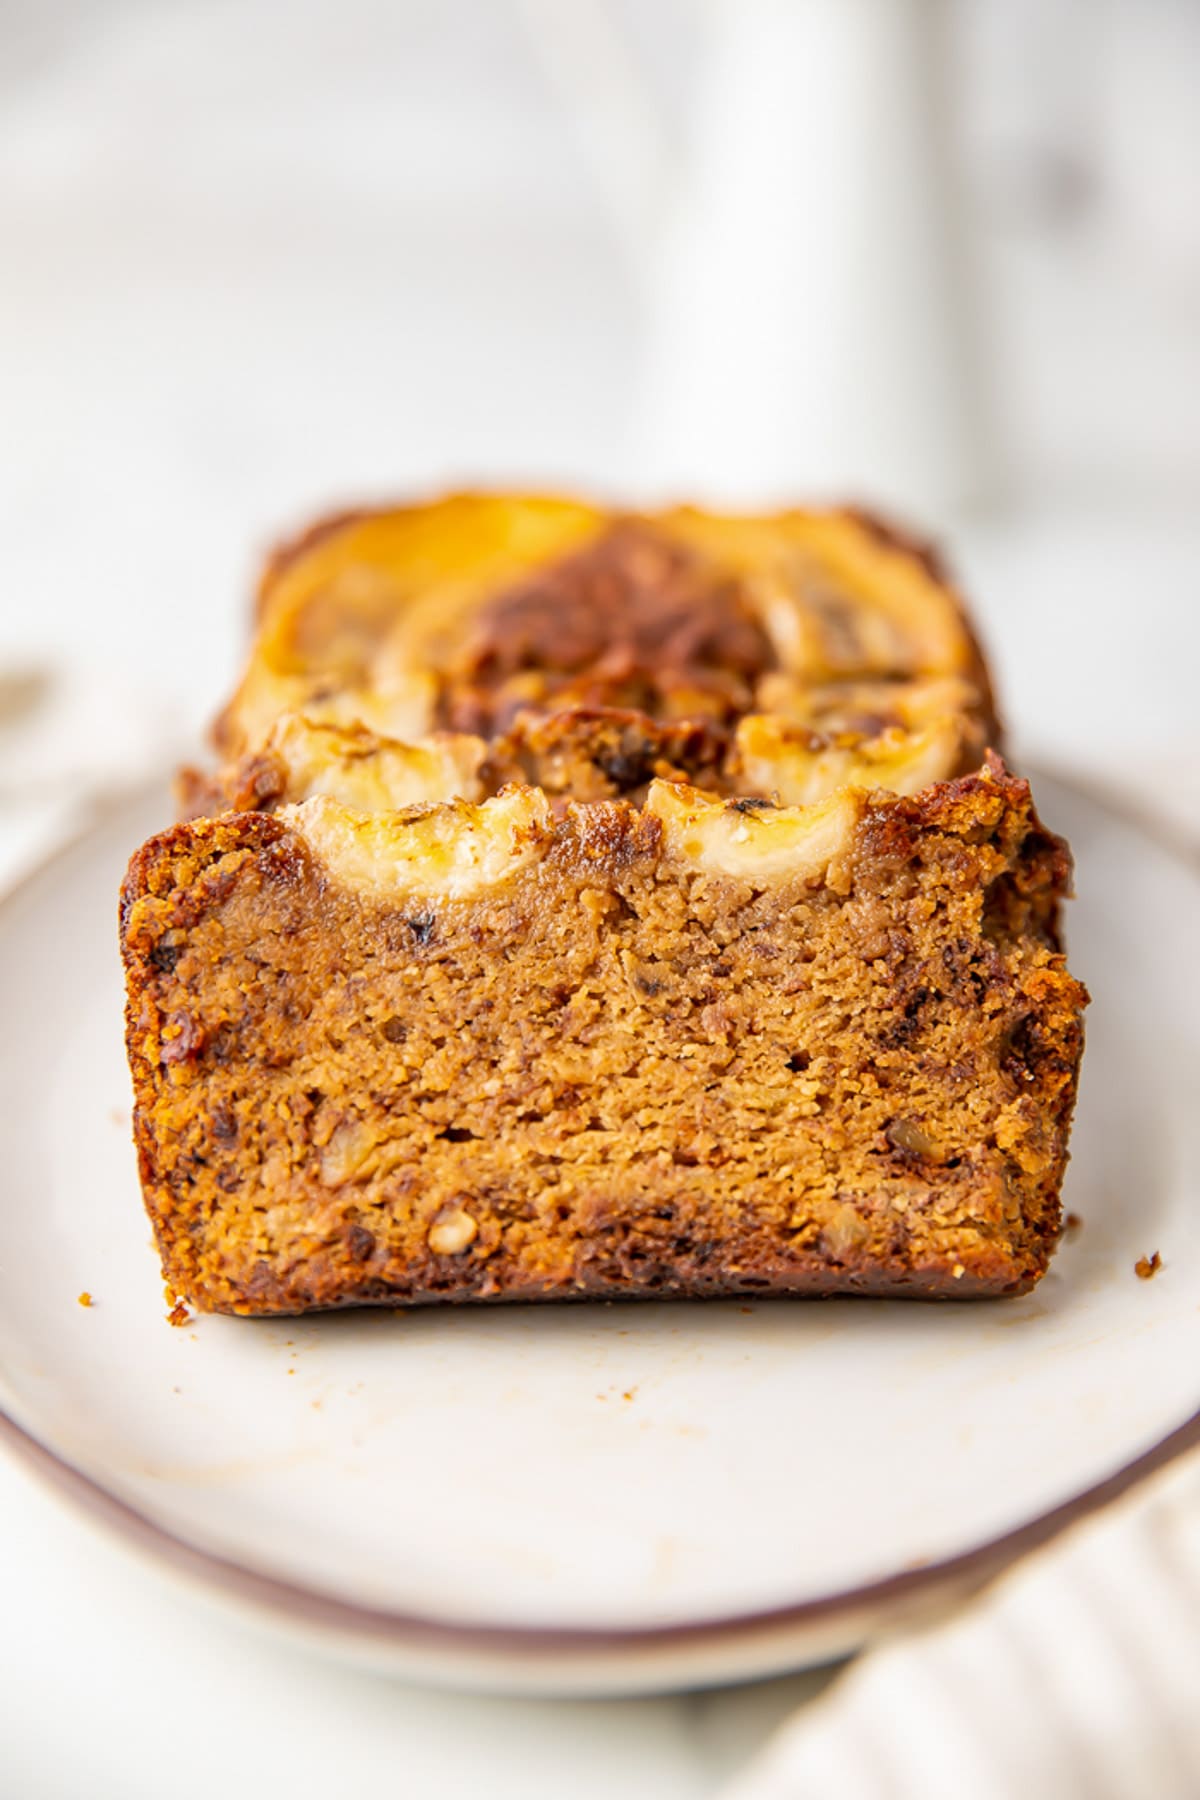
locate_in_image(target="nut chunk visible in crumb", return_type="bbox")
[1135,1252,1163,1280]
[427,1205,479,1256]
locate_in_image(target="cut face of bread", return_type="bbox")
[123,496,1085,1313]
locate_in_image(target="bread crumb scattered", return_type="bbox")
[1135,1251,1162,1281]
[167,1296,191,1326]
[77,1291,93,1308]
[1063,1211,1083,1236]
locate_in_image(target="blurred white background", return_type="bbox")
[0,2,1198,1795]
[1,0,1198,778]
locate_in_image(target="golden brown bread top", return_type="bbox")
[191,494,1003,870]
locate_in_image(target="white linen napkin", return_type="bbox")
[722,1448,1200,1799]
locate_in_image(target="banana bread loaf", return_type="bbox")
[122,496,1086,1312]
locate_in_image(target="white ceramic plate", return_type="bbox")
[0,775,1196,1695]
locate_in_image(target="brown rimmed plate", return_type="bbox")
[0,774,1195,1694]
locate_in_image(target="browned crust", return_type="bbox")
[175,752,288,821]
[482,705,732,805]
[436,518,777,736]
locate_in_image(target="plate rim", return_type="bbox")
[1,769,1197,1670]
[2,1390,1197,1663]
